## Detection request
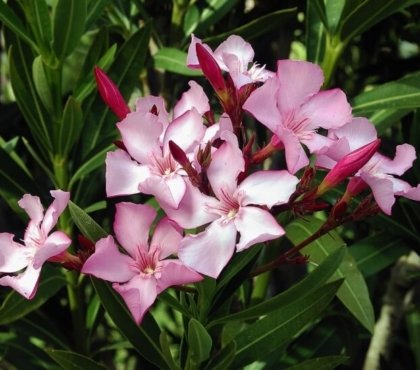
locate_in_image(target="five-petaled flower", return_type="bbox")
[0,190,71,299]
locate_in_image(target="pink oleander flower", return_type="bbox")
[161,131,299,278]
[0,190,71,299]
[82,202,202,324]
[243,60,352,174]
[187,34,274,89]
[94,66,130,120]
[106,82,209,208]
[317,117,420,214]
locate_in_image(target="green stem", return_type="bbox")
[321,35,345,88]
[251,272,271,302]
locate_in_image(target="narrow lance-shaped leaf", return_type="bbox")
[52,0,87,60]
[58,96,83,156]
[231,280,343,368]
[286,216,375,333]
[46,349,109,370]
[32,56,55,114]
[153,48,202,76]
[188,319,213,364]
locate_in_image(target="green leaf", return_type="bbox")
[352,72,420,115]
[368,108,412,134]
[153,48,202,76]
[286,217,375,333]
[203,8,297,45]
[7,38,53,155]
[160,331,181,370]
[52,0,87,60]
[195,0,239,35]
[0,267,66,325]
[92,278,169,369]
[209,247,345,326]
[349,232,411,277]
[286,355,349,370]
[0,1,37,50]
[183,4,200,36]
[340,0,419,42]
[406,308,420,370]
[325,0,346,36]
[85,0,110,30]
[58,96,83,156]
[21,0,53,57]
[204,341,236,370]
[32,56,55,114]
[188,319,213,364]
[68,201,107,242]
[46,349,109,370]
[68,144,113,189]
[231,280,343,368]
[305,0,326,64]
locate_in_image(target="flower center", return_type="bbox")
[131,246,162,278]
[283,110,311,134]
[205,186,245,223]
[151,153,179,177]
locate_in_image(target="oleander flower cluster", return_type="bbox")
[1,35,420,325]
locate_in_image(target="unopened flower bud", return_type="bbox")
[317,139,380,195]
[94,66,130,120]
[196,43,227,94]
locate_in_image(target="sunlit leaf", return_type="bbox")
[153,48,202,76]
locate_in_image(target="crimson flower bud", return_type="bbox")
[317,139,381,195]
[94,66,130,120]
[196,43,226,94]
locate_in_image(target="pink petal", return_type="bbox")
[278,127,310,174]
[114,203,156,257]
[0,263,41,299]
[223,53,253,89]
[0,233,30,273]
[150,217,182,259]
[360,172,395,215]
[139,173,186,209]
[163,109,205,154]
[214,35,254,72]
[18,194,43,225]
[113,276,157,325]
[237,170,298,208]
[157,260,203,293]
[173,81,210,119]
[135,95,169,126]
[178,220,237,278]
[207,131,245,198]
[33,231,71,269]
[117,111,162,164]
[41,190,70,235]
[396,182,420,201]
[301,133,335,154]
[235,206,284,251]
[377,144,416,176]
[105,150,150,197]
[187,34,213,69]
[160,179,219,229]
[243,77,282,133]
[82,236,136,282]
[300,89,352,130]
[276,60,324,113]
[331,118,377,152]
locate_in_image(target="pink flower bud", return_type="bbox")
[94,66,130,120]
[317,139,381,195]
[196,43,226,93]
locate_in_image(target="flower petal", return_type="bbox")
[276,60,324,113]
[278,127,309,174]
[237,170,298,208]
[157,260,203,293]
[160,179,219,229]
[106,150,150,197]
[113,276,157,325]
[207,131,244,198]
[139,173,186,209]
[360,172,395,215]
[235,206,284,251]
[33,231,71,269]
[214,35,254,72]
[300,89,352,130]
[377,144,416,176]
[187,34,214,69]
[178,220,237,278]
[331,118,378,152]
[243,77,282,133]
[114,203,156,256]
[41,190,70,235]
[173,81,210,118]
[0,233,30,273]
[0,263,41,299]
[82,236,136,283]
[163,108,205,154]
[18,194,43,225]
[150,217,183,259]
[117,111,162,164]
